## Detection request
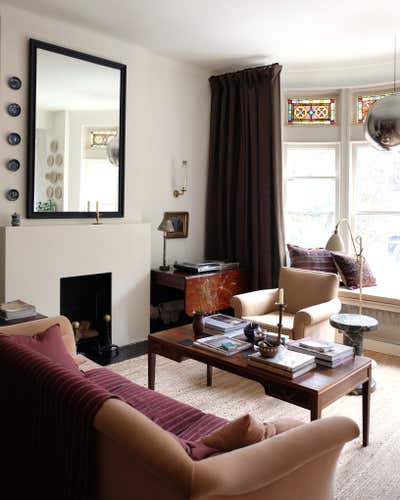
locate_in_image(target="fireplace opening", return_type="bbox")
[60,272,117,360]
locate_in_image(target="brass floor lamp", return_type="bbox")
[325,218,364,315]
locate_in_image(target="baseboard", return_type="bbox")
[335,332,400,357]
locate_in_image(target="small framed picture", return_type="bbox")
[165,211,189,238]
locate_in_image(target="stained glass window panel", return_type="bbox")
[287,98,336,125]
[89,129,117,148]
[356,95,388,124]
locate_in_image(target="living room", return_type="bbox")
[0,1,399,499]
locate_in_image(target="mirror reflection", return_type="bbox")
[33,46,123,214]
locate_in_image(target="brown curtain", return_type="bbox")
[205,64,285,290]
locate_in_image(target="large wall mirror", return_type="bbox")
[27,39,126,218]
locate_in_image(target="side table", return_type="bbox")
[330,313,378,395]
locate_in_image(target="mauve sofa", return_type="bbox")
[1,316,359,500]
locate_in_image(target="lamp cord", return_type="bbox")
[394,33,397,94]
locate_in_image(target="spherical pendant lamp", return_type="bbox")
[106,133,119,166]
[365,93,400,152]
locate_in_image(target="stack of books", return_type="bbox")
[248,348,316,379]
[286,338,354,368]
[203,314,249,336]
[0,300,37,321]
[194,334,252,356]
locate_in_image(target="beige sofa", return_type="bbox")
[1,316,359,500]
[231,267,341,341]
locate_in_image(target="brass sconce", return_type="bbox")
[173,160,188,197]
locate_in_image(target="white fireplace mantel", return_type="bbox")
[0,223,150,345]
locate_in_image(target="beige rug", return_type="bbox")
[111,351,400,500]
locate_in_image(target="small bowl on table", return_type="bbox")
[258,340,279,358]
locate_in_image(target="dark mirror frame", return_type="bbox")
[27,39,126,219]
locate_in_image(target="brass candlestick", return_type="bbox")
[93,200,102,225]
[275,302,287,346]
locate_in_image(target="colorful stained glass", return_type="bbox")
[288,98,336,125]
[357,95,388,124]
[89,129,117,148]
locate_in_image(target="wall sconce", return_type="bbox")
[173,160,188,197]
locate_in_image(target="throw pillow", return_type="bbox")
[287,244,337,274]
[331,252,377,289]
[200,414,265,451]
[1,323,80,373]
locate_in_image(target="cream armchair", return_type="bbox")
[231,267,341,341]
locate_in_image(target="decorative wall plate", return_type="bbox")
[54,186,62,199]
[47,155,54,167]
[7,133,21,145]
[7,159,20,172]
[6,189,19,201]
[56,172,63,182]
[46,186,54,198]
[7,103,21,117]
[50,140,58,153]
[8,77,22,90]
[49,171,57,184]
[55,154,63,166]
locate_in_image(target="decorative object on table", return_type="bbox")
[193,334,251,356]
[331,252,376,290]
[326,218,365,314]
[248,348,316,379]
[329,313,378,394]
[164,211,189,238]
[257,341,279,358]
[11,212,21,227]
[93,200,102,225]
[106,133,119,166]
[46,186,54,198]
[54,186,62,199]
[365,35,400,152]
[274,288,286,346]
[7,159,20,172]
[47,155,55,167]
[243,321,263,345]
[157,215,175,270]
[174,260,239,273]
[287,243,337,274]
[7,133,21,146]
[8,76,22,90]
[0,299,36,321]
[287,337,354,368]
[192,312,206,338]
[173,160,188,197]
[7,103,21,117]
[50,140,58,153]
[5,189,19,201]
[55,153,63,166]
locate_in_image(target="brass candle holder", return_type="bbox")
[275,302,286,347]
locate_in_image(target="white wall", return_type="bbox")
[0,4,211,268]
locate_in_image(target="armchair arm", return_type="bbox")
[191,416,359,500]
[293,298,341,340]
[230,289,278,317]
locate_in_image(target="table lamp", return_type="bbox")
[325,218,363,314]
[157,216,175,271]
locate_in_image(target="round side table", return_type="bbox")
[329,313,378,395]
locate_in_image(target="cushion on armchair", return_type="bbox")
[331,252,377,289]
[287,244,337,274]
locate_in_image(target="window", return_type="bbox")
[89,129,117,148]
[80,159,119,211]
[284,144,339,247]
[287,98,336,125]
[356,95,388,124]
[352,143,400,285]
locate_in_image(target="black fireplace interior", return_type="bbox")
[60,272,112,358]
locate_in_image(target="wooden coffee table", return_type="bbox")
[148,325,372,446]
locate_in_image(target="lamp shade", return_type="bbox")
[325,231,345,252]
[157,217,174,233]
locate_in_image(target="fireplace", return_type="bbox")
[60,272,116,359]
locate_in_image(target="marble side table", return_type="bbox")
[330,313,378,395]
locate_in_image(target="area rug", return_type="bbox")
[111,352,400,500]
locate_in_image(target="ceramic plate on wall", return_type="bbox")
[49,171,57,184]
[46,186,54,198]
[54,186,62,199]
[6,189,19,201]
[47,155,54,167]
[55,154,63,166]
[56,172,63,182]
[7,103,21,117]
[50,140,58,153]
[7,133,21,145]
[7,159,20,172]
[8,77,22,90]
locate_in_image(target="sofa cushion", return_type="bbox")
[85,368,227,439]
[331,252,377,289]
[1,323,80,374]
[287,244,337,274]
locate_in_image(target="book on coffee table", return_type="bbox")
[193,334,252,356]
[203,314,249,334]
[286,337,354,368]
[248,349,316,379]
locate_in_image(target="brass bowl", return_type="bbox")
[258,341,279,358]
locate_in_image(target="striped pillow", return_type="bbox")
[287,244,337,274]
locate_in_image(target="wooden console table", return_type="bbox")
[151,268,247,316]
